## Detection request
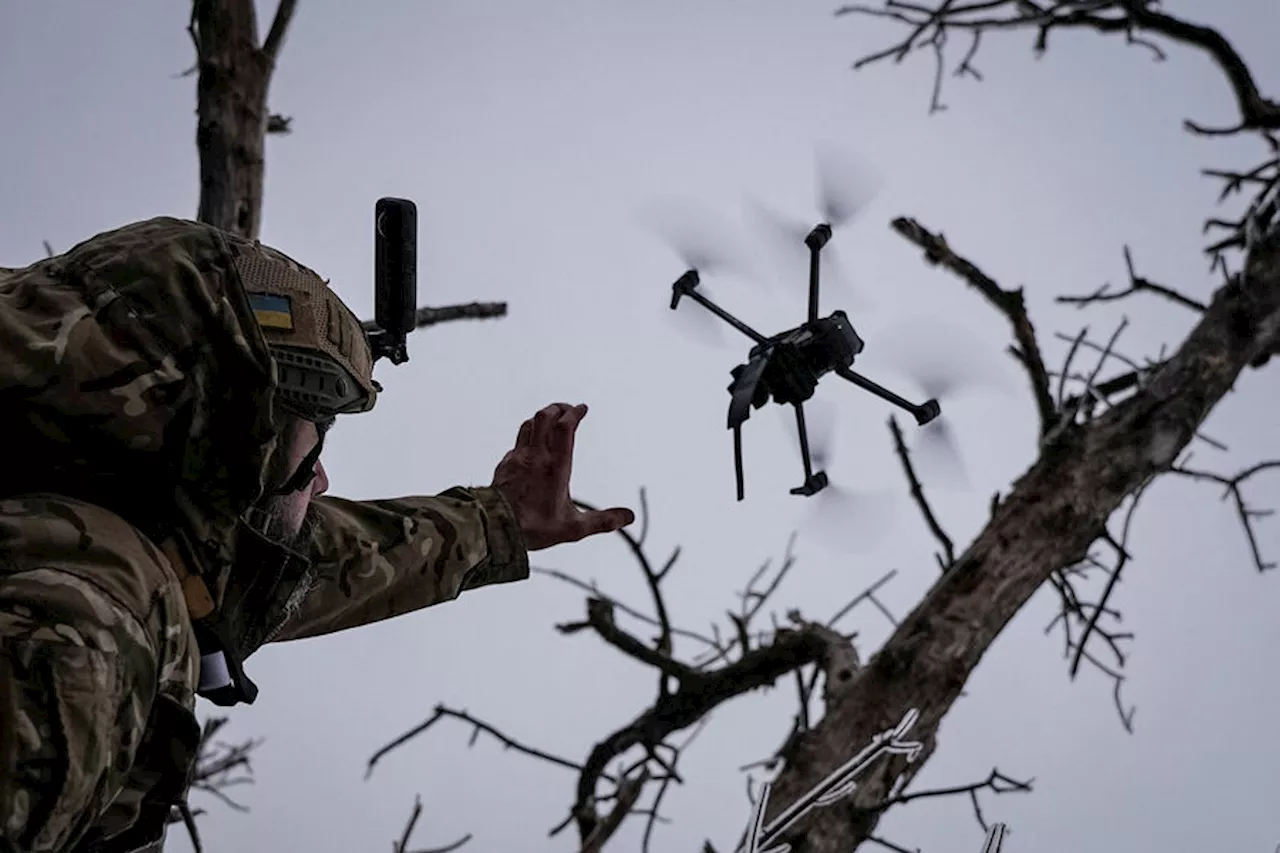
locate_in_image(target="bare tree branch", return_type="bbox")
[260,0,298,64]
[365,705,593,781]
[835,1,1280,135]
[392,795,473,853]
[890,216,1057,434]
[580,770,649,853]
[575,491,679,657]
[889,415,955,569]
[411,302,509,329]
[1170,459,1280,571]
[1057,246,1207,312]
[867,766,1033,834]
[642,720,711,853]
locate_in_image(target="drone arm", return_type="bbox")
[835,367,940,425]
[671,272,767,344]
[804,224,832,324]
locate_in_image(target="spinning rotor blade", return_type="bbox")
[912,418,968,490]
[873,317,1015,401]
[778,398,897,552]
[637,196,758,279]
[804,482,897,555]
[870,319,1015,489]
[744,144,881,313]
[639,197,762,348]
[744,197,866,311]
[814,142,882,229]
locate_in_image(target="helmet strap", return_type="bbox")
[270,417,331,497]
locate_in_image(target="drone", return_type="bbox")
[668,219,941,502]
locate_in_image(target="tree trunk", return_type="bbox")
[192,0,296,237]
[764,230,1280,852]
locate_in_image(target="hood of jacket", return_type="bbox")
[1,216,300,603]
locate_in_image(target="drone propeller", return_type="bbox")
[637,197,763,348]
[745,146,882,312]
[779,397,897,552]
[870,319,1015,489]
[814,142,882,229]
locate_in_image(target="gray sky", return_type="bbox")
[3,1,1279,851]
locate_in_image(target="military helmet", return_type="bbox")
[225,237,379,421]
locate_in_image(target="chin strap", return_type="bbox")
[270,416,332,496]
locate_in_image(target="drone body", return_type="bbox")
[669,223,941,501]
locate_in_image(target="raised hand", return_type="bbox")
[491,403,635,551]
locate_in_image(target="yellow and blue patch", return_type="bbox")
[250,293,294,331]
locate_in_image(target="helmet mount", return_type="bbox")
[237,197,420,494]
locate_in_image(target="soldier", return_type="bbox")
[0,217,635,853]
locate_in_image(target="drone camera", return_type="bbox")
[371,197,418,365]
[829,310,865,356]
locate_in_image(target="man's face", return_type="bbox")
[259,417,329,547]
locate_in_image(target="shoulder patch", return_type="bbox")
[249,293,294,331]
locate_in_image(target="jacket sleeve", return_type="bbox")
[0,497,199,853]
[267,486,530,642]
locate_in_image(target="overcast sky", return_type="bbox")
[3,1,1279,851]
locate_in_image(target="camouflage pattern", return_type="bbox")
[233,238,378,417]
[0,496,200,853]
[0,219,530,852]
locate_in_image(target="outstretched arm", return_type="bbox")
[267,486,529,642]
[269,403,634,643]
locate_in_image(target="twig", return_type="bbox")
[836,1,1280,135]
[531,566,721,653]
[826,569,900,629]
[566,598,694,680]
[178,803,203,853]
[366,705,592,780]
[1069,480,1152,679]
[1057,246,1207,312]
[580,770,649,853]
[413,302,508,328]
[575,493,676,656]
[890,216,1056,434]
[1170,460,1280,571]
[867,836,921,853]
[867,767,1033,834]
[641,719,711,853]
[393,795,473,853]
[889,415,955,569]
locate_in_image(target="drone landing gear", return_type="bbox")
[789,402,828,497]
[731,401,830,503]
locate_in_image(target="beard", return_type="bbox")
[246,493,317,551]
[244,493,321,634]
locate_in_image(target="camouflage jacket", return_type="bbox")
[0,220,530,853]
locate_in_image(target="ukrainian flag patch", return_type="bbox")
[250,293,294,331]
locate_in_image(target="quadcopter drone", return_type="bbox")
[668,220,941,502]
